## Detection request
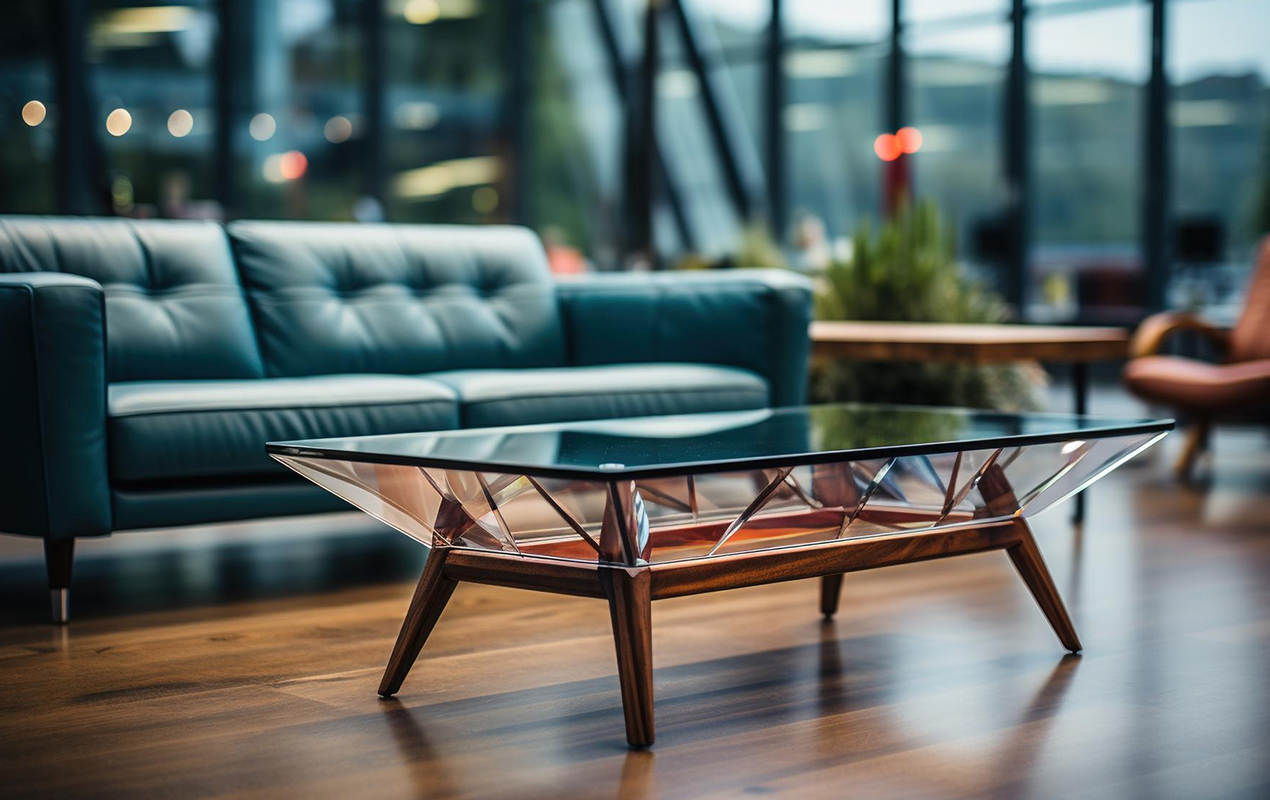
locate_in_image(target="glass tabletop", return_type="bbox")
[267,403,1173,481]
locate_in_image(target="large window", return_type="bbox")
[906,17,1010,271]
[384,0,507,225]
[1168,0,1270,311]
[2,0,1265,305]
[1028,1,1149,322]
[694,0,767,162]
[531,0,619,263]
[235,0,365,221]
[783,0,888,251]
[905,0,1006,21]
[0,2,56,213]
[89,0,219,218]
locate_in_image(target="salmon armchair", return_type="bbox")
[1123,237,1270,477]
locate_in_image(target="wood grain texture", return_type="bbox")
[811,321,1129,364]
[0,428,1266,799]
[378,547,457,697]
[601,568,655,748]
[1006,521,1083,653]
[649,523,1021,600]
[442,549,604,598]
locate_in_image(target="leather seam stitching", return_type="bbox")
[109,398,457,419]
[463,386,769,407]
[103,286,246,298]
[5,283,54,537]
[244,288,545,300]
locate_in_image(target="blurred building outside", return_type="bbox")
[1,0,1267,325]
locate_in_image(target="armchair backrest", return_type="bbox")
[1230,236,1270,363]
[0,217,264,382]
[227,221,566,377]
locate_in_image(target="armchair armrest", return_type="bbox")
[1130,311,1231,358]
[556,270,813,406]
[0,273,112,539]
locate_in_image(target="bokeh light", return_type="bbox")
[896,126,923,154]
[249,112,276,142]
[874,133,901,162]
[403,0,440,24]
[111,175,134,213]
[106,108,132,137]
[472,186,499,214]
[167,109,194,137]
[262,154,285,183]
[21,100,46,127]
[324,115,353,144]
[278,150,308,181]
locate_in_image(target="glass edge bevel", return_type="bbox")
[270,452,440,549]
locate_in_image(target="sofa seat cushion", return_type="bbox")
[108,376,459,483]
[427,363,770,427]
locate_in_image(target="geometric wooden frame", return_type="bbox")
[375,464,1080,749]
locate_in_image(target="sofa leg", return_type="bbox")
[44,539,74,624]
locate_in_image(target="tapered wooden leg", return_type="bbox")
[602,568,655,748]
[820,574,843,618]
[379,548,458,697]
[1006,522,1082,653]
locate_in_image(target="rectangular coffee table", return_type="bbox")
[268,403,1171,748]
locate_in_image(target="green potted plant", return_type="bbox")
[812,199,1046,412]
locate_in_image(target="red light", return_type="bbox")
[279,150,308,180]
[896,126,923,154]
[874,133,902,162]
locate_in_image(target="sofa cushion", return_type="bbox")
[108,375,459,483]
[227,221,566,377]
[0,217,263,382]
[428,363,771,427]
[557,270,813,406]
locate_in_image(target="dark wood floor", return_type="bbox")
[1,428,1268,799]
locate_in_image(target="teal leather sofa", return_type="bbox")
[0,216,812,621]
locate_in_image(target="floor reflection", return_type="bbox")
[617,750,655,800]
[0,520,424,624]
[988,655,1082,797]
[380,697,457,799]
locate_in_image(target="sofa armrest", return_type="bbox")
[0,273,112,539]
[556,269,813,406]
[1130,311,1231,359]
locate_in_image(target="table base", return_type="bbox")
[376,514,1080,749]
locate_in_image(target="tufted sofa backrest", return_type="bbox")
[227,221,566,377]
[0,216,264,382]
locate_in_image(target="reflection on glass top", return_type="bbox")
[268,403,1172,480]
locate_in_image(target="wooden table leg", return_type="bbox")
[1072,362,1089,525]
[820,574,844,619]
[602,568,655,748]
[379,547,458,697]
[1007,521,1082,653]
